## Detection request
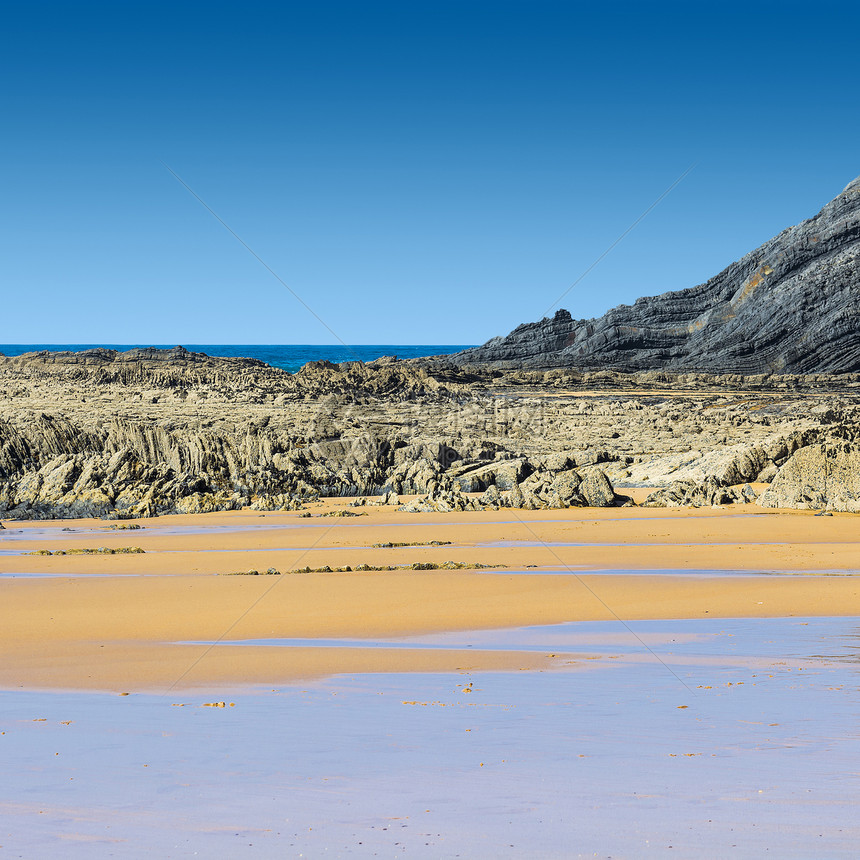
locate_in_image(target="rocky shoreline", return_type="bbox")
[0,348,857,519]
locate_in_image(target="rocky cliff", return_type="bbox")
[454,176,860,373]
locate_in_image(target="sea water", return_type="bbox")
[0,344,473,373]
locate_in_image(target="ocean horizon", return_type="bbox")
[0,344,475,374]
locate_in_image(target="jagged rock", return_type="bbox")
[1,338,857,518]
[248,494,306,512]
[755,462,779,482]
[549,469,583,503]
[403,465,622,512]
[398,488,481,514]
[740,483,757,503]
[540,452,574,471]
[452,458,532,492]
[503,483,526,509]
[453,177,860,374]
[642,478,754,508]
[386,456,446,495]
[757,443,860,512]
[477,484,502,507]
[579,469,616,507]
[615,430,818,489]
[174,492,235,515]
[1,347,480,402]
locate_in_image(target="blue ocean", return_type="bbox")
[0,344,472,374]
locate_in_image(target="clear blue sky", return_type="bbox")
[2,0,858,346]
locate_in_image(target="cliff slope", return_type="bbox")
[454,177,860,373]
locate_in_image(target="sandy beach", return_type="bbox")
[5,497,860,857]
[5,5,860,853]
[2,499,858,691]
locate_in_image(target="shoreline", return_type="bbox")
[1,501,858,692]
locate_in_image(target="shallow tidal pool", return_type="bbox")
[2,616,859,858]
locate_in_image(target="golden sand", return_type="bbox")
[1,499,857,691]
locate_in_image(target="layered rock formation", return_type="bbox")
[0,348,857,518]
[0,412,630,518]
[454,177,860,373]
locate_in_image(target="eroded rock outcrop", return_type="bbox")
[642,479,757,508]
[757,443,860,512]
[0,347,857,518]
[398,463,627,512]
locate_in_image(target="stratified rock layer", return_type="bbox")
[0,348,858,517]
[455,177,860,373]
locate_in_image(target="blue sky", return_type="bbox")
[2,0,858,346]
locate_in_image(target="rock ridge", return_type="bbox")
[454,177,860,373]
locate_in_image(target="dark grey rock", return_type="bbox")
[452,177,860,374]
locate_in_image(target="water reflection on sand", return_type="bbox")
[0,512,762,541]
[2,616,859,858]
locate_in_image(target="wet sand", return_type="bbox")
[1,499,858,691]
[3,617,860,858]
[3,500,859,857]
